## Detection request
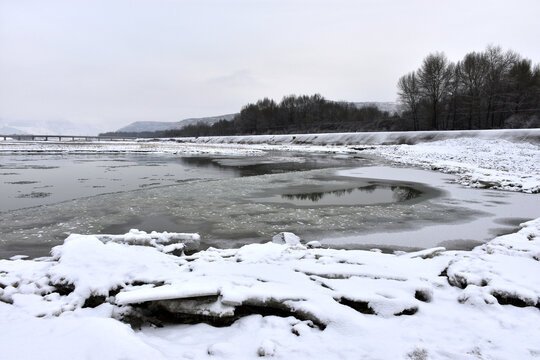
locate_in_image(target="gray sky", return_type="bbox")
[1,0,539,132]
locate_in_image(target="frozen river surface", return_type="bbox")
[0,151,538,259]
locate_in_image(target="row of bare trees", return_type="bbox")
[398,46,540,130]
[163,95,399,137]
[100,95,400,138]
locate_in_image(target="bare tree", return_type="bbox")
[418,52,453,129]
[483,45,518,127]
[445,62,462,129]
[397,71,421,130]
[458,51,489,129]
[396,45,539,130]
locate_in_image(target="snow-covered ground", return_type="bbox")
[1,220,539,359]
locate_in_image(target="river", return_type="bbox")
[0,151,537,258]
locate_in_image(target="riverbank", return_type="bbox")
[2,129,539,193]
[1,218,539,359]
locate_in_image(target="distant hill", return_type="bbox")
[0,120,100,136]
[353,102,400,114]
[0,125,28,135]
[116,114,237,133]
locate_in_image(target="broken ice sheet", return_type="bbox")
[1,220,540,359]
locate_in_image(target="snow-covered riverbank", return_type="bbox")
[175,129,540,193]
[363,138,540,193]
[171,128,540,146]
[1,219,539,359]
[2,129,539,192]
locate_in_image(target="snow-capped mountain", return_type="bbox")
[116,114,236,133]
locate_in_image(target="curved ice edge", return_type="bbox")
[91,228,201,254]
[1,219,539,329]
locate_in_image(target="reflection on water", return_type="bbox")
[178,155,367,177]
[254,183,423,207]
[281,185,421,205]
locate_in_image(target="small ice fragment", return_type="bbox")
[306,241,321,249]
[9,255,29,260]
[404,247,446,259]
[272,232,301,245]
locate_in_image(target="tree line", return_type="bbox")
[101,95,401,138]
[101,45,539,138]
[398,45,540,130]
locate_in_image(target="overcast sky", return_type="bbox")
[1,0,539,132]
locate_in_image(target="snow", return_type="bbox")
[1,220,540,359]
[172,128,540,146]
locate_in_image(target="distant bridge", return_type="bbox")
[0,134,137,142]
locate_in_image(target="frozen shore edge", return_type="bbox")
[1,219,539,359]
[170,128,540,146]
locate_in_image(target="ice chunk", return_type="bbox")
[116,283,221,305]
[272,232,301,245]
[95,229,200,253]
[306,241,322,249]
